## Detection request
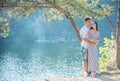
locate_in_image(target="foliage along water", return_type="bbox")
[0,1,118,81]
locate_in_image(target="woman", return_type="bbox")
[88,21,100,77]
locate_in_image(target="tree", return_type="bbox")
[0,0,119,69]
[0,0,114,38]
[117,0,120,69]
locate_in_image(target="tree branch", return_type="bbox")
[97,4,116,37]
[0,1,82,41]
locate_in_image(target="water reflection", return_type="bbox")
[0,41,83,81]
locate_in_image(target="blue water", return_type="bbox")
[0,1,118,81]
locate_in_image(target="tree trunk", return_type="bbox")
[117,0,120,69]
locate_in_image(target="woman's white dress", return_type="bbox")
[88,31,100,72]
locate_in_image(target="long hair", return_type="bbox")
[90,21,98,31]
[94,21,98,31]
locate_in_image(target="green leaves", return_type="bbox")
[12,2,41,17]
[0,0,115,38]
[44,0,114,20]
[101,4,114,16]
[1,0,115,20]
[0,17,10,38]
[7,0,114,20]
[99,36,115,72]
[43,8,63,22]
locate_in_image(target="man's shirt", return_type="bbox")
[80,25,90,48]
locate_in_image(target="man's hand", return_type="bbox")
[82,38,99,46]
[90,39,99,44]
[82,38,91,44]
[90,43,96,46]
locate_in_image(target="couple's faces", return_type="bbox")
[86,20,91,27]
[91,22,96,30]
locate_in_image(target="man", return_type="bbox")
[80,17,92,76]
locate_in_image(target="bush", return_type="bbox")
[99,35,116,72]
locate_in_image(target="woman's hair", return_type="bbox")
[90,21,98,31]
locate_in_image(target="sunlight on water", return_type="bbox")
[0,45,83,81]
[0,1,118,80]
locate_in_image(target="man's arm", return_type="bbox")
[80,29,96,44]
[89,39,99,44]
[87,30,99,45]
[82,38,96,44]
[89,32,100,45]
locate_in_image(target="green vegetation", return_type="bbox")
[0,17,10,38]
[0,0,114,38]
[99,35,116,72]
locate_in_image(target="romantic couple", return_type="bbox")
[80,18,100,77]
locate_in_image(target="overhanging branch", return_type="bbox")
[97,4,116,37]
[0,1,82,41]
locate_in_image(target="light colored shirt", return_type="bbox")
[80,25,90,48]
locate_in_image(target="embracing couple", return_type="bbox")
[80,18,100,77]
